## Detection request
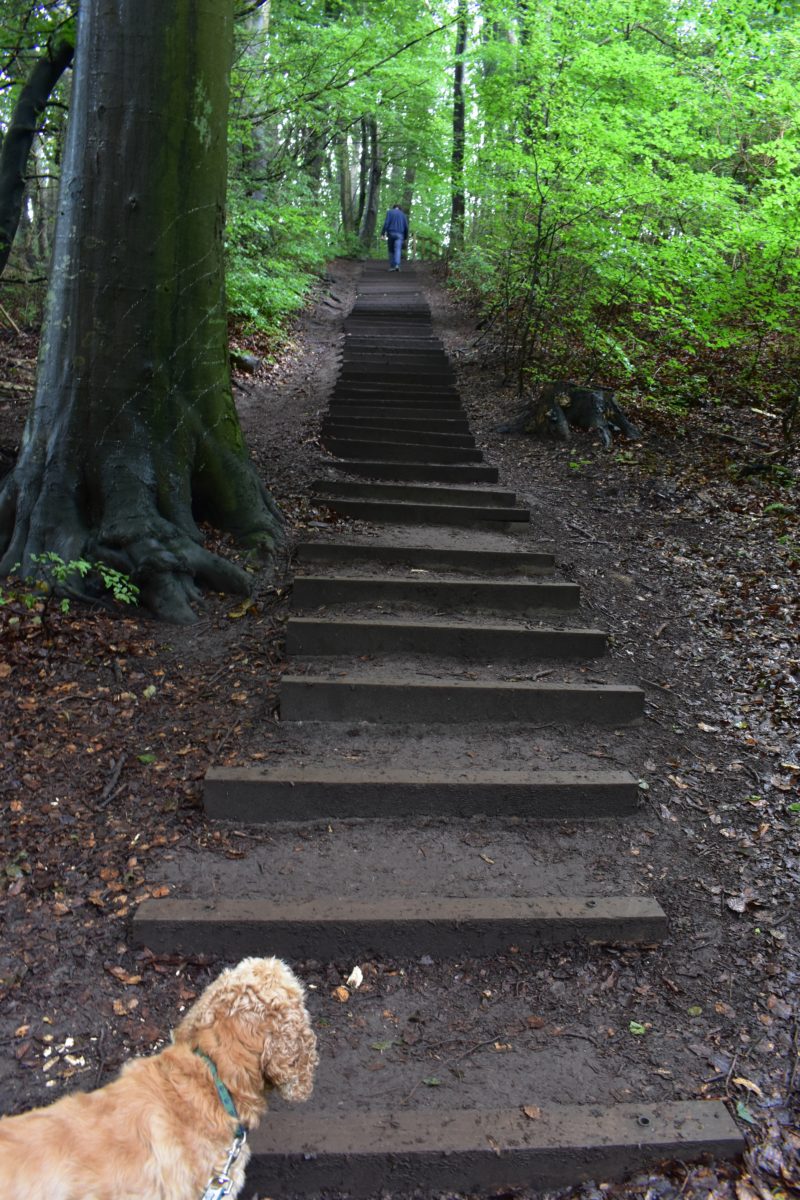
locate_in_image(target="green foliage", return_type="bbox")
[450,0,800,415]
[226,185,331,334]
[0,552,139,614]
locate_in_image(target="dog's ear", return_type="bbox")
[260,1004,318,1102]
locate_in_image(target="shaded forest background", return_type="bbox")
[1,0,799,427]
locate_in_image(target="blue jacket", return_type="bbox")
[382,207,408,239]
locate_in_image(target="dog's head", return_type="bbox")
[174,957,318,1110]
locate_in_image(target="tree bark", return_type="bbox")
[358,116,382,249]
[449,0,468,252]
[401,164,416,216]
[0,0,283,622]
[336,128,356,235]
[0,36,74,278]
[354,117,369,232]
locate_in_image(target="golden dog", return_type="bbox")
[0,956,317,1199]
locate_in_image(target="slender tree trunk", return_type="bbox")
[355,117,369,230]
[401,164,416,216]
[358,117,382,249]
[0,36,74,277]
[336,128,356,235]
[449,0,468,252]
[0,0,283,622]
[244,2,272,200]
[302,118,326,192]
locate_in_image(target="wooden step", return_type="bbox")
[287,617,604,658]
[319,459,500,482]
[325,438,484,463]
[322,423,476,447]
[312,480,516,507]
[280,675,643,724]
[294,541,555,574]
[311,498,529,526]
[203,766,638,822]
[292,575,579,611]
[134,895,667,959]
[243,1102,743,1198]
[323,413,471,431]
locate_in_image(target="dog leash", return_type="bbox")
[195,1049,248,1200]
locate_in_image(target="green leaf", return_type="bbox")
[137,753,156,765]
[628,1021,647,1036]
[736,1100,758,1125]
[422,1076,441,1086]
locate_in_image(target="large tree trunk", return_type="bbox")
[0,36,74,278]
[449,0,468,252]
[0,0,283,622]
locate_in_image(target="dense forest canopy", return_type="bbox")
[0,0,798,613]
[3,0,800,403]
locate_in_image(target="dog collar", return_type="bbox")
[194,1049,246,1138]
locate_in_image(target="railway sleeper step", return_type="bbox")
[322,423,476,447]
[203,766,637,822]
[328,402,466,417]
[332,380,459,391]
[325,438,484,464]
[294,541,555,574]
[133,895,667,960]
[291,575,579,611]
[243,1102,743,1198]
[311,498,528,527]
[323,414,471,431]
[312,481,516,506]
[329,394,462,407]
[338,349,450,361]
[280,676,644,725]
[338,371,456,385]
[286,617,605,659]
[320,459,500,482]
[343,327,436,338]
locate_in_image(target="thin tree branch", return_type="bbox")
[259,17,461,119]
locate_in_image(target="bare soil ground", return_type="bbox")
[0,260,798,1199]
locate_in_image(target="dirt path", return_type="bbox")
[0,261,797,1197]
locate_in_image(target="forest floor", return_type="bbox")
[0,261,798,1200]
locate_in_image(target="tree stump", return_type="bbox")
[496,381,641,449]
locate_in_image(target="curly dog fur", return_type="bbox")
[0,956,318,1199]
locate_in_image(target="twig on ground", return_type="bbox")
[0,301,21,335]
[567,521,614,548]
[96,753,128,809]
[214,722,242,760]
